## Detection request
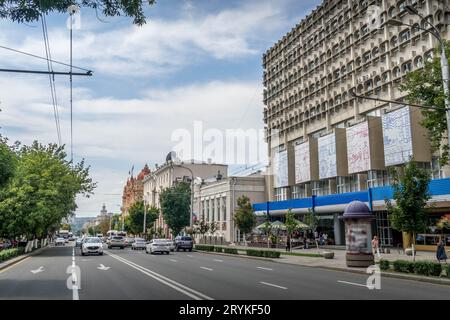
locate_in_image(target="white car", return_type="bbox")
[162,239,175,252]
[55,237,65,246]
[132,238,147,250]
[146,239,170,255]
[81,237,104,256]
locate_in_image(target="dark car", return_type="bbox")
[174,236,193,252]
[108,236,126,249]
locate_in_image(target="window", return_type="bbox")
[312,180,329,196]
[393,67,401,78]
[374,76,382,87]
[399,29,410,43]
[221,197,226,221]
[376,211,393,247]
[414,56,423,68]
[363,51,371,63]
[412,23,421,34]
[390,35,398,47]
[402,61,412,74]
[388,6,396,18]
[382,71,390,82]
[367,170,389,188]
[431,157,444,179]
[336,175,359,193]
[365,79,373,91]
[292,185,307,199]
[425,50,433,62]
[275,187,289,201]
[398,1,406,13]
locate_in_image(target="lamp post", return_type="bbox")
[386,5,450,146]
[143,193,148,239]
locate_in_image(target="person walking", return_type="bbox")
[371,236,380,258]
[437,239,447,263]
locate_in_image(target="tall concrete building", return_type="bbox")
[255,0,450,250]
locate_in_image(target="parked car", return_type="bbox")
[146,239,170,255]
[81,237,103,256]
[108,236,126,249]
[0,240,12,250]
[75,236,85,248]
[162,239,175,252]
[131,238,147,250]
[55,237,66,246]
[174,236,193,252]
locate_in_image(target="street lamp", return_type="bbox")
[143,192,149,239]
[386,5,450,145]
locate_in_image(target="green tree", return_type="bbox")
[193,219,209,243]
[399,41,450,166]
[284,209,298,252]
[303,209,320,250]
[127,201,159,237]
[0,0,155,25]
[88,226,95,236]
[260,215,272,248]
[159,182,191,237]
[233,196,256,246]
[60,223,71,231]
[0,141,95,240]
[0,138,16,188]
[385,161,431,261]
[209,221,218,235]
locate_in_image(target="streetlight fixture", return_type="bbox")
[386,5,450,145]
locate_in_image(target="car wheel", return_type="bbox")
[189,248,192,252]
[167,252,170,255]
[99,252,103,256]
[81,252,85,256]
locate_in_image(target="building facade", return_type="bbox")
[143,158,228,238]
[258,0,450,250]
[193,174,266,243]
[121,165,151,217]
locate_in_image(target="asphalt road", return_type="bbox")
[0,243,449,300]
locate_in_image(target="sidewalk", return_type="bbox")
[211,244,450,285]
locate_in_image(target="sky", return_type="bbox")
[0,0,320,217]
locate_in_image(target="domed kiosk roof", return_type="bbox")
[339,200,374,220]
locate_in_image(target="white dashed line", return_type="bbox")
[169,259,177,263]
[337,280,368,288]
[257,267,273,271]
[260,282,287,290]
[213,259,223,262]
[200,267,213,271]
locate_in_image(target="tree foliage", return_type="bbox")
[399,41,450,165]
[0,0,155,25]
[0,141,96,239]
[284,209,297,237]
[386,161,431,237]
[233,196,256,236]
[0,138,16,188]
[159,182,191,237]
[303,209,319,233]
[126,201,159,236]
[193,219,209,237]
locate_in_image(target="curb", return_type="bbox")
[195,250,450,286]
[0,245,49,271]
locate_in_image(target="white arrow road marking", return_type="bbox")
[200,267,213,271]
[337,280,368,288]
[30,266,44,274]
[260,282,288,290]
[257,267,273,271]
[97,264,110,271]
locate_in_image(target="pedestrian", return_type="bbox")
[371,236,380,257]
[323,233,328,245]
[436,239,447,263]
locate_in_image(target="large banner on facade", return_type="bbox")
[273,150,288,188]
[347,121,371,174]
[318,133,337,179]
[295,141,310,184]
[382,106,413,166]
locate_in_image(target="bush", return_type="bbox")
[393,260,415,273]
[264,251,280,258]
[214,247,223,253]
[442,264,450,279]
[379,259,390,271]
[223,248,238,254]
[245,249,280,258]
[0,248,24,262]
[282,252,322,258]
[414,261,442,277]
[195,245,215,252]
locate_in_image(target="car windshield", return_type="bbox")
[153,240,166,244]
[85,238,101,243]
[181,237,192,241]
[135,239,145,242]
[112,237,123,240]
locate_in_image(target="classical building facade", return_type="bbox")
[256,0,450,250]
[121,165,151,217]
[193,174,266,243]
[143,158,228,238]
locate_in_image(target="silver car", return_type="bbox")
[81,237,104,256]
[131,238,147,250]
[146,239,170,255]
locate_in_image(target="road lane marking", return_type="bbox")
[30,266,44,274]
[106,251,213,300]
[337,280,368,288]
[187,255,193,258]
[0,257,31,274]
[257,267,273,271]
[200,267,213,271]
[169,259,177,262]
[260,282,287,290]
[97,264,110,271]
[71,248,79,300]
[213,259,223,262]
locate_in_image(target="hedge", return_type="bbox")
[245,249,280,259]
[442,264,450,279]
[393,260,415,273]
[413,261,442,277]
[214,247,223,253]
[379,259,390,271]
[223,248,238,254]
[282,252,323,258]
[195,245,215,252]
[0,248,24,262]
